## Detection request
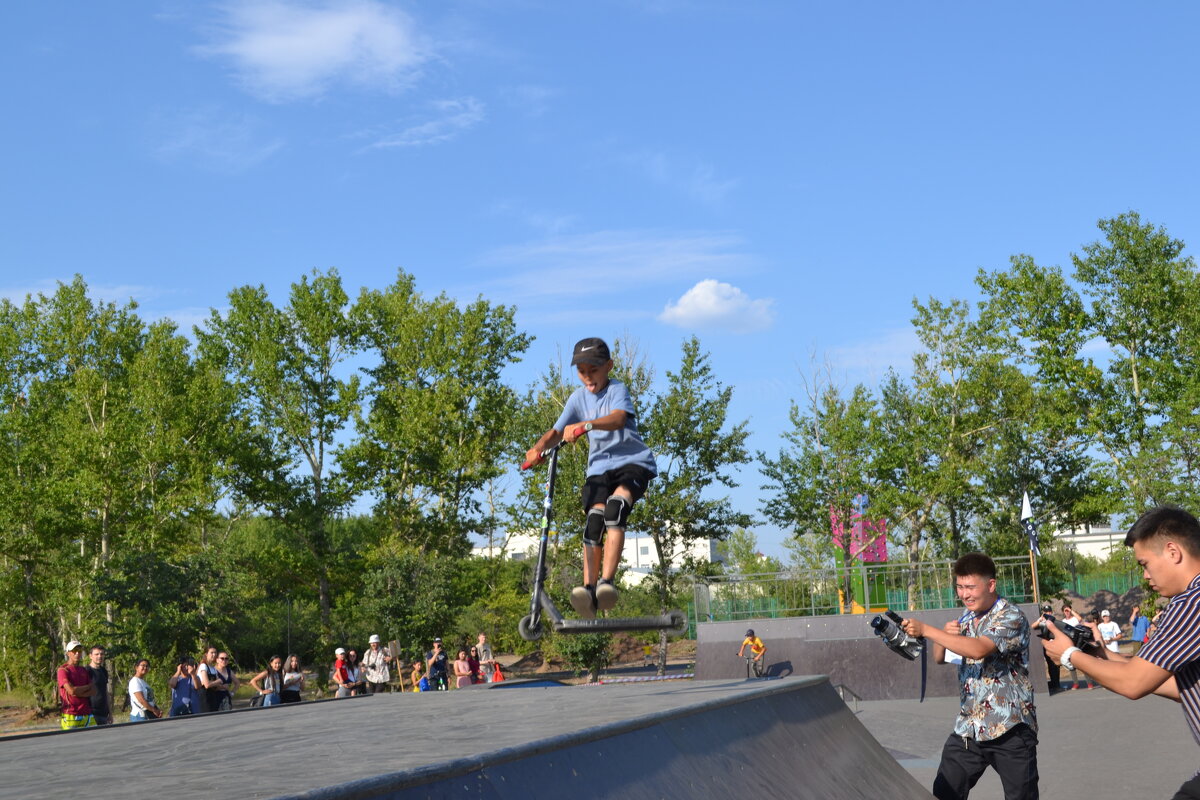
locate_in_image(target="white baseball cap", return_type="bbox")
[368,634,380,643]
[65,640,83,652]
[1101,609,1111,617]
[335,647,346,655]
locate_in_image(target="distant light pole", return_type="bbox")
[1068,547,1078,595]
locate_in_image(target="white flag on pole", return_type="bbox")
[1020,491,1040,556]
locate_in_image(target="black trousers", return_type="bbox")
[933,723,1039,800]
[1042,653,1061,693]
[1174,774,1200,799]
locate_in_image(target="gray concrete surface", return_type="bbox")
[0,677,928,800]
[855,683,1197,799]
[4,674,1191,799]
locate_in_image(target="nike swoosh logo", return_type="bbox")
[580,345,596,351]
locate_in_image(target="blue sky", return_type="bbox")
[5,2,1200,558]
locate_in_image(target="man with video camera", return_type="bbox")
[900,552,1039,800]
[1041,506,1200,799]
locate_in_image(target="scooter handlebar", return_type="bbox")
[522,428,588,469]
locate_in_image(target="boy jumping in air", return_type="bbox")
[525,337,658,619]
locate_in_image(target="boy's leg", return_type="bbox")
[571,503,605,619]
[595,487,634,611]
[582,504,605,585]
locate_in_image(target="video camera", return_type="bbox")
[1036,615,1100,653]
[870,609,924,661]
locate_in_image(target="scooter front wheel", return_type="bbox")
[518,614,545,641]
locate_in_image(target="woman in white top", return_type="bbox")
[281,654,305,704]
[345,650,365,696]
[128,659,162,721]
[196,646,218,713]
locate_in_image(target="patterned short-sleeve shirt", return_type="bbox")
[952,596,1038,741]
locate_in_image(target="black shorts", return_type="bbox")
[582,465,654,510]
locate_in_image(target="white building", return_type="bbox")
[1054,524,1126,561]
[471,532,721,585]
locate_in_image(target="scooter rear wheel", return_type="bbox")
[518,614,545,642]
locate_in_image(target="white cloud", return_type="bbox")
[369,97,485,148]
[199,0,430,102]
[617,150,738,207]
[150,107,284,172]
[500,84,559,118]
[487,199,578,237]
[658,279,773,334]
[476,230,753,304]
[827,327,922,381]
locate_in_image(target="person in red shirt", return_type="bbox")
[57,640,96,730]
[333,647,352,698]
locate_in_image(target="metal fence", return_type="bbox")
[1064,572,1143,598]
[691,556,1036,624]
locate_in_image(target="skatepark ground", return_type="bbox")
[0,675,1191,799]
[857,682,1195,799]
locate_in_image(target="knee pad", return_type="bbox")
[604,495,632,531]
[584,508,605,547]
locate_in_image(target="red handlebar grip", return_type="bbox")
[572,425,587,438]
[520,460,536,471]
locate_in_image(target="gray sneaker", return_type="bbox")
[596,580,619,611]
[570,585,597,620]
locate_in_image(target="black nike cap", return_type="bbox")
[570,337,610,366]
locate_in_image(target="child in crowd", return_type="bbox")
[525,337,658,619]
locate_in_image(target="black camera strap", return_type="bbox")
[919,639,927,702]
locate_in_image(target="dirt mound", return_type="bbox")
[502,636,696,676]
[506,650,567,673]
[1062,585,1148,621]
[611,635,649,663]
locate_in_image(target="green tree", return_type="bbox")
[760,379,877,610]
[978,212,1200,516]
[198,269,363,641]
[640,337,752,671]
[346,271,531,555]
[716,527,783,575]
[554,632,612,682]
[0,277,233,705]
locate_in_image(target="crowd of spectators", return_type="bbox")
[55,631,502,729]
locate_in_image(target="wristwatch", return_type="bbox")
[1060,646,1081,670]
[584,423,594,432]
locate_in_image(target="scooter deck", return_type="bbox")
[519,599,687,640]
[554,614,686,635]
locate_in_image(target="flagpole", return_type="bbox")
[1021,491,1041,605]
[1029,548,1040,605]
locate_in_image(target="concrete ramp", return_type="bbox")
[0,678,931,800]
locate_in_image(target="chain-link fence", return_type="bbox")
[692,555,1036,624]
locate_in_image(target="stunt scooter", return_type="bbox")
[517,430,687,642]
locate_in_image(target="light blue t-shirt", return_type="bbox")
[1130,613,1151,643]
[554,379,658,478]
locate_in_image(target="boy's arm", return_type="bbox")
[562,410,629,443]
[526,428,563,466]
